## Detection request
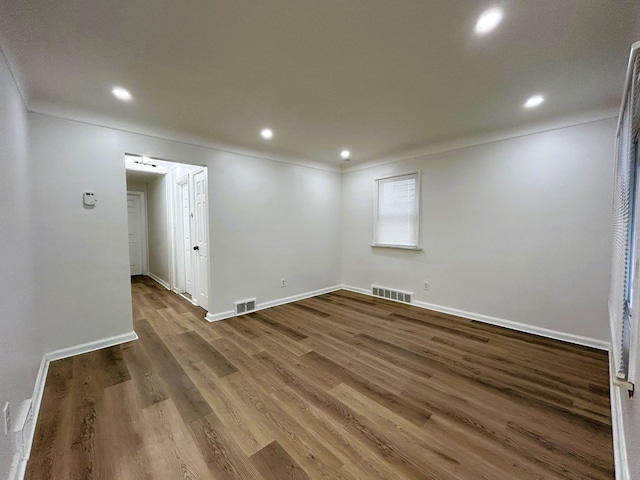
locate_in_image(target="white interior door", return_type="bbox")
[174,181,186,293]
[193,169,209,310]
[181,180,194,296]
[127,193,145,276]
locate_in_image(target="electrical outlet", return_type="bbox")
[281,278,286,287]
[3,402,10,435]
[423,281,429,291]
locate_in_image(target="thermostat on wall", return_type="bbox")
[83,192,97,206]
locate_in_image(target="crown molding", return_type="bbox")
[342,110,618,173]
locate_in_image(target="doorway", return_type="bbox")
[169,166,210,311]
[125,154,210,314]
[126,192,148,276]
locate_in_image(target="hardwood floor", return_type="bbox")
[25,276,614,479]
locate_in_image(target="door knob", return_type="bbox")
[193,246,200,251]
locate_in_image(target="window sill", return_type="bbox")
[370,244,422,251]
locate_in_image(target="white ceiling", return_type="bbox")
[1,1,638,167]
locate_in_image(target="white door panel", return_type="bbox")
[193,169,209,310]
[127,194,144,275]
[182,181,194,296]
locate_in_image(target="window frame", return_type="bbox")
[372,171,422,250]
[609,42,640,396]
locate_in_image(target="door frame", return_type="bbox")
[171,175,192,297]
[127,191,149,276]
[191,167,211,312]
[167,166,211,312]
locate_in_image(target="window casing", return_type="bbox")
[610,43,640,395]
[373,172,420,249]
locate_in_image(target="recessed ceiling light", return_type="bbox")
[475,7,503,35]
[340,150,351,159]
[112,86,132,101]
[524,95,545,108]
[261,128,273,139]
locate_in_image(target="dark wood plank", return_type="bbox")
[136,318,213,423]
[250,311,309,341]
[178,330,239,378]
[301,350,433,425]
[25,276,614,480]
[251,441,310,480]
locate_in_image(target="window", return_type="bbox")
[373,172,420,249]
[609,43,640,395]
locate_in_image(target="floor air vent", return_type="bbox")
[234,298,256,315]
[371,285,413,304]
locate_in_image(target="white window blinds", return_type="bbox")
[610,42,640,393]
[374,172,420,247]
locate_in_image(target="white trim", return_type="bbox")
[178,292,197,305]
[610,350,632,480]
[171,175,190,295]
[257,285,341,310]
[22,356,48,460]
[373,171,421,249]
[340,284,371,295]
[8,356,49,480]
[370,244,422,251]
[205,310,235,322]
[166,167,176,291]
[10,331,138,480]
[31,111,340,173]
[343,113,618,173]
[205,285,343,323]
[45,331,139,362]
[147,272,170,291]
[616,41,640,134]
[413,300,610,350]
[340,284,610,350]
[374,170,422,182]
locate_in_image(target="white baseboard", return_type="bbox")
[340,284,610,351]
[46,331,139,362]
[414,300,609,350]
[205,310,235,322]
[177,292,197,306]
[23,356,48,459]
[9,331,138,480]
[257,285,342,310]
[205,285,343,323]
[147,273,170,290]
[340,284,371,296]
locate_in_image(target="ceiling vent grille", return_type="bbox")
[234,298,256,315]
[371,285,413,304]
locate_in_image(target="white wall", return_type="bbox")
[0,50,40,477]
[29,116,136,352]
[342,118,616,343]
[125,179,147,193]
[146,174,170,283]
[28,113,342,332]
[208,152,342,312]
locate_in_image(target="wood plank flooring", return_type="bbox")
[25,275,614,479]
